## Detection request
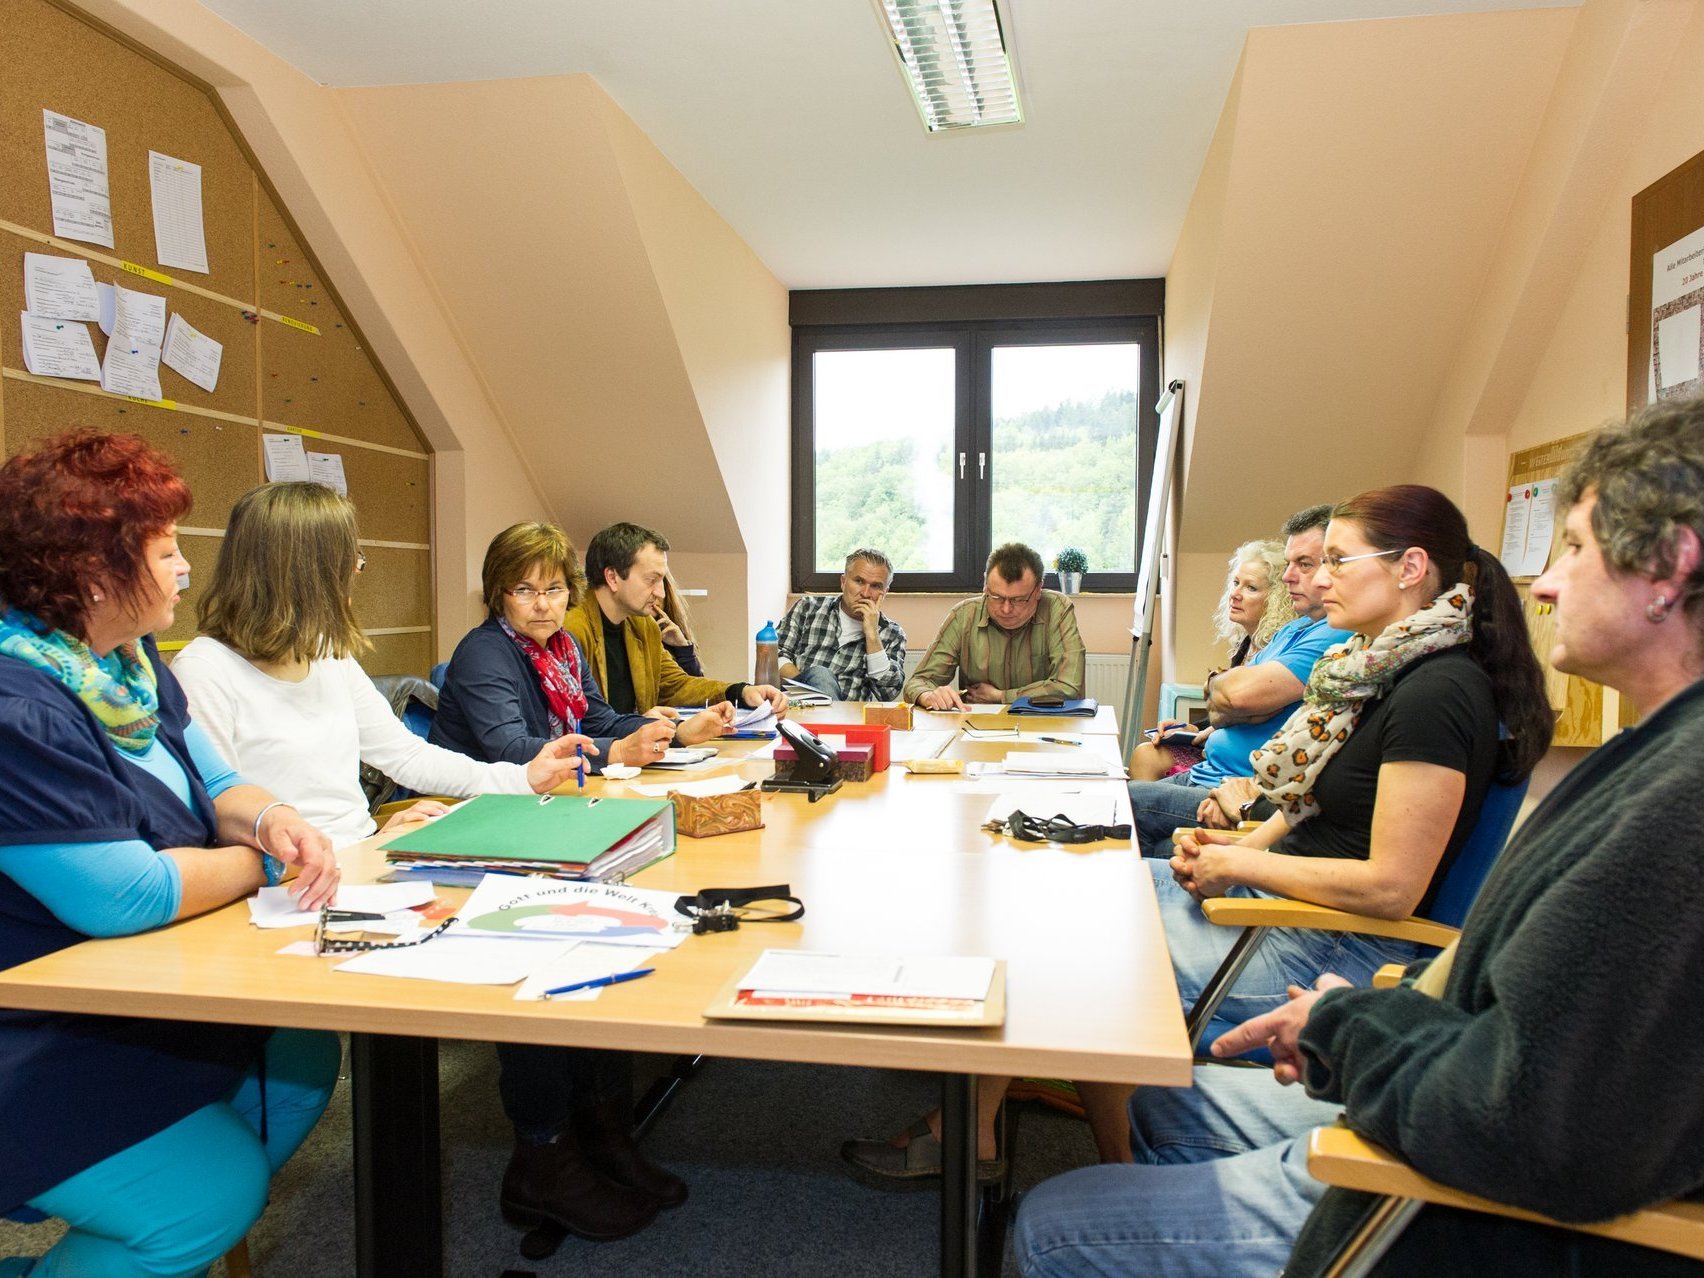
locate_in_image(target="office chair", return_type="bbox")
[1182,776,1528,1055]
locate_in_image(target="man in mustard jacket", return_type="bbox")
[568,522,787,720]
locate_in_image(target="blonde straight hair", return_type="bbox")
[197,482,369,663]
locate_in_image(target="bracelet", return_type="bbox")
[252,801,294,887]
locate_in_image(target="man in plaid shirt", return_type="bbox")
[776,549,908,701]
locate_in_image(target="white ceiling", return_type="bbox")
[195,0,1579,290]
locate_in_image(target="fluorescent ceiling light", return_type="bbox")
[875,0,1023,133]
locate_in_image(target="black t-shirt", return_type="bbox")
[601,613,637,715]
[1279,647,1497,916]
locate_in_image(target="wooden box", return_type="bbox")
[669,787,763,839]
[774,742,875,783]
[863,702,913,730]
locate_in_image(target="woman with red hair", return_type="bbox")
[0,431,339,1277]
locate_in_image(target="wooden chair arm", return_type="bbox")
[1167,820,1263,848]
[1307,1126,1704,1260]
[1198,897,1461,949]
[1371,963,1406,989]
[373,796,458,824]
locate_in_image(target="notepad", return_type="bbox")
[705,949,1006,1026]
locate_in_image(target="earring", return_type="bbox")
[1397,582,1407,591]
[91,592,102,603]
[1647,594,1671,623]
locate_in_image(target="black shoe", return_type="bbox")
[500,1136,659,1241]
[573,1100,689,1208]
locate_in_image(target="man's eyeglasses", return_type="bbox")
[1321,549,1401,576]
[985,587,1040,610]
[505,585,570,603]
[314,907,454,956]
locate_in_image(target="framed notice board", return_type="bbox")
[1628,146,1704,412]
[0,0,434,675]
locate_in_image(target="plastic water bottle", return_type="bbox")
[754,620,780,687]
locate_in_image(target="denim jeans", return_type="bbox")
[1128,773,1212,855]
[1013,1065,1339,1277]
[495,1044,631,1143]
[1150,861,1425,1044]
[791,663,843,700]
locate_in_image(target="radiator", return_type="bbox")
[901,651,1129,705]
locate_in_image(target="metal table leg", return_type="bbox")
[351,1033,442,1278]
[941,1071,978,1278]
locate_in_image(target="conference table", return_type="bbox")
[0,704,1191,1277]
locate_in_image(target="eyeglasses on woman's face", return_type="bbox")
[1320,549,1401,576]
[505,584,570,603]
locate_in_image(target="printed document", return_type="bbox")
[43,110,112,247]
[263,432,311,481]
[161,313,222,392]
[20,312,101,381]
[148,151,209,274]
[23,253,100,321]
[306,451,348,495]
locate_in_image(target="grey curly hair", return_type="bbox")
[1560,397,1704,638]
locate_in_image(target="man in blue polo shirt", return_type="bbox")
[1129,505,1350,854]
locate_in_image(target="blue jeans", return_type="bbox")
[1128,773,1211,855]
[1013,1065,1339,1277]
[1150,861,1425,1044]
[22,1028,339,1278]
[495,1044,631,1143]
[791,663,843,700]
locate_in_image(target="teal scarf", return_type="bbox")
[0,607,161,753]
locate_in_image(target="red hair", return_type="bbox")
[0,430,192,635]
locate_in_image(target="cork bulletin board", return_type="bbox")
[0,0,434,676]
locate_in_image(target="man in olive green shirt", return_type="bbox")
[903,543,1087,709]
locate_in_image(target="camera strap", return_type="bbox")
[673,884,805,934]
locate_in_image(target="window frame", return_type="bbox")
[791,286,1161,596]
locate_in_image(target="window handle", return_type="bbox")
[958,451,966,480]
[978,451,986,479]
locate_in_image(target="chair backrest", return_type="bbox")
[362,675,440,811]
[1425,776,1527,929]
[429,661,449,690]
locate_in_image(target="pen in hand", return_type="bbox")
[543,968,656,999]
[573,715,584,791]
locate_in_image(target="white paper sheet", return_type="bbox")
[99,343,163,400]
[732,703,776,732]
[335,934,576,985]
[1650,225,1704,401]
[43,110,112,248]
[738,949,996,1001]
[248,880,439,930]
[306,450,348,495]
[147,151,209,274]
[161,312,223,392]
[20,312,101,381]
[23,253,100,321]
[456,876,688,949]
[263,432,312,481]
[1500,479,1557,577]
[96,282,115,336]
[1000,750,1121,778]
[1656,304,1702,392]
[513,942,667,1001]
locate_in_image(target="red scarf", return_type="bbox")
[499,618,589,734]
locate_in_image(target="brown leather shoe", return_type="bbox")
[500,1136,659,1241]
[573,1100,689,1208]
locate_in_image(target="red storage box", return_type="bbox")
[797,722,891,771]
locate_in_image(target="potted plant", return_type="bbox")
[1054,547,1087,595]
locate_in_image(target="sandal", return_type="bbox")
[840,1117,1007,1191]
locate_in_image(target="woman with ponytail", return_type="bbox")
[1160,483,1552,1041]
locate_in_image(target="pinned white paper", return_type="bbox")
[306,451,348,495]
[23,253,100,321]
[43,110,112,248]
[148,151,209,274]
[161,313,222,392]
[96,282,115,336]
[19,312,101,381]
[99,283,167,400]
[263,433,311,482]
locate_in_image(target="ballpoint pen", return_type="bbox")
[543,968,656,999]
[573,714,584,791]
[1039,736,1082,746]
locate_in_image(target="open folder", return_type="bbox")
[380,794,675,883]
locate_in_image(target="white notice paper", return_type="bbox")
[100,284,168,400]
[1655,305,1703,392]
[19,312,102,381]
[23,253,101,321]
[161,313,223,392]
[263,433,311,481]
[95,282,115,336]
[306,451,348,495]
[1499,480,1557,577]
[1650,225,1704,401]
[147,151,209,274]
[43,110,112,248]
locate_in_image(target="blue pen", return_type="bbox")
[543,968,655,999]
[573,714,584,791]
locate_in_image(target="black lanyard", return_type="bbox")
[673,884,805,934]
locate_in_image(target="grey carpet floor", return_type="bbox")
[2,1038,1102,1277]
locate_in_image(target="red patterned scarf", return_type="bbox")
[498,618,589,735]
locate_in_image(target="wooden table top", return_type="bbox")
[0,707,1189,1088]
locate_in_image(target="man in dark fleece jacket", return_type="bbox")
[1245,402,1704,1276]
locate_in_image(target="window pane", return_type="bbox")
[812,347,956,574]
[990,343,1140,576]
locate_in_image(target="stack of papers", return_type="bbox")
[782,678,832,706]
[647,746,719,769]
[708,950,1005,1025]
[724,703,778,737]
[994,751,1124,779]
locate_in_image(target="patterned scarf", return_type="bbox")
[1252,584,1474,823]
[498,617,589,735]
[0,606,161,753]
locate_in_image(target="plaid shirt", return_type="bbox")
[902,590,1085,703]
[774,594,908,701]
